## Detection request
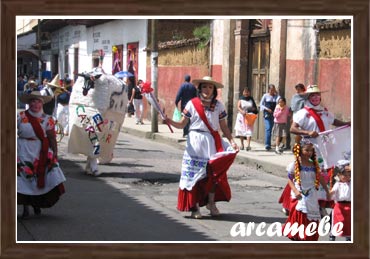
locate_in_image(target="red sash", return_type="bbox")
[192,98,224,152]
[25,111,49,188]
[304,107,325,132]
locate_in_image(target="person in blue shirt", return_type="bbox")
[175,74,197,137]
[259,84,280,150]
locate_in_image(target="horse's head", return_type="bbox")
[77,68,103,96]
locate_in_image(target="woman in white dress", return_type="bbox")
[166,76,239,219]
[234,88,258,151]
[17,91,66,218]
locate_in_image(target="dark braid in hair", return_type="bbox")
[292,142,320,190]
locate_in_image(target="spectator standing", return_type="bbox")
[17,75,26,109]
[273,97,290,154]
[130,79,144,124]
[126,77,135,117]
[234,87,258,151]
[175,74,197,137]
[259,84,280,150]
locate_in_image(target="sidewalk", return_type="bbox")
[121,116,293,178]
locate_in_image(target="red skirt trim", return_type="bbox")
[278,184,291,210]
[332,202,351,236]
[177,171,231,211]
[318,199,335,208]
[282,198,319,241]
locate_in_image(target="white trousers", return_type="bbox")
[56,103,69,134]
[133,98,144,123]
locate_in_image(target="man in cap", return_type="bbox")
[175,74,197,137]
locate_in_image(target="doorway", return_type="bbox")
[248,19,271,142]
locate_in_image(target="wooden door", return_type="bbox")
[249,36,270,141]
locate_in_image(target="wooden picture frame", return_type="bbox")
[2,0,369,258]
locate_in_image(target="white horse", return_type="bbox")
[68,68,128,176]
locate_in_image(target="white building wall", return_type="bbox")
[286,19,316,60]
[269,19,282,89]
[211,19,225,66]
[49,19,148,80]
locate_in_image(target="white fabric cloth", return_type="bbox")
[56,103,70,134]
[331,181,351,202]
[287,161,321,221]
[293,107,335,159]
[179,100,230,190]
[234,99,255,137]
[316,126,351,168]
[17,111,66,195]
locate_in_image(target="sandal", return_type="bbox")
[206,203,220,216]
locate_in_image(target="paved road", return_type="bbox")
[17,132,337,242]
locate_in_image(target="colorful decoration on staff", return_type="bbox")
[141,81,173,133]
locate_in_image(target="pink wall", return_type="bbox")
[285,58,351,120]
[146,66,209,119]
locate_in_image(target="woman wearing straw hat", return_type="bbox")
[290,84,350,218]
[166,76,239,219]
[17,90,66,218]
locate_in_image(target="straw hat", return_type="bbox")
[20,90,53,104]
[192,76,224,89]
[300,85,327,96]
[47,74,63,89]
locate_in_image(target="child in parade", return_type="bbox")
[166,76,239,219]
[329,160,351,241]
[283,139,330,241]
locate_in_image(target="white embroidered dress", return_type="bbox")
[179,100,231,191]
[17,111,66,196]
[287,162,321,221]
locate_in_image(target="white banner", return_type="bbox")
[315,126,351,168]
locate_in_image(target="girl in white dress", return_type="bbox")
[166,76,239,219]
[329,160,351,241]
[18,91,66,218]
[234,88,258,151]
[283,139,330,241]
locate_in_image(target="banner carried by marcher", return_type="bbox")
[68,69,128,164]
[315,125,351,168]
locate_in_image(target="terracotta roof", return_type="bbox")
[314,19,351,30]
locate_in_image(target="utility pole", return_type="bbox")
[151,19,158,133]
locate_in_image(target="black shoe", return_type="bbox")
[21,205,30,219]
[33,206,41,215]
[265,146,271,151]
[345,237,351,241]
[329,235,336,241]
